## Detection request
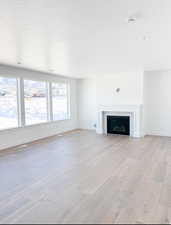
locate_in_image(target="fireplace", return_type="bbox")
[107,116,130,135]
[97,105,143,138]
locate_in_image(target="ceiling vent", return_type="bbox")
[127,16,136,23]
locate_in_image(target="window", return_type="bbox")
[24,80,48,125]
[0,76,70,131]
[0,77,18,130]
[52,83,68,121]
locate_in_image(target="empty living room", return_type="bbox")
[0,0,171,224]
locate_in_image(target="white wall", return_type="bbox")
[96,72,143,106]
[144,70,171,136]
[3,65,171,150]
[0,65,78,150]
[78,78,97,130]
[78,71,144,130]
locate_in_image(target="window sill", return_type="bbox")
[0,118,71,134]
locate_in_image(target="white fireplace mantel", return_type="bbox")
[96,104,143,138]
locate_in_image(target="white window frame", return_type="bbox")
[0,76,70,132]
[23,79,49,126]
[0,76,20,131]
[47,82,53,121]
[17,78,25,127]
[51,81,70,121]
[66,82,71,120]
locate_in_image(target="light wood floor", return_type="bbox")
[0,130,171,224]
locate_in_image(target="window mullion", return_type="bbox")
[17,78,25,127]
[67,82,71,119]
[47,82,53,121]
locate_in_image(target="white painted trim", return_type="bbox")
[51,81,70,121]
[17,78,26,127]
[0,75,71,133]
[47,82,53,121]
[96,104,143,138]
[16,78,21,127]
[67,82,71,120]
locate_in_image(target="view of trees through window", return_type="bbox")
[24,80,47,125]
[0,77,18,130]
[52,83,68,120]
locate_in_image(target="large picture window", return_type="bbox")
[0,77,18,130]
[24,80,48,125]
[52,83,68,121]
[0,76,70,131]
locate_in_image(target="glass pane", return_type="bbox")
[24,80,47,125]
[0,77,18,130]
[52,83,68,120]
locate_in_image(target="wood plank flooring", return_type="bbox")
[0,130,171,224]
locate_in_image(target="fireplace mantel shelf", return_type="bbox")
[98,104,143,112]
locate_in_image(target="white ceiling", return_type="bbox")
[0,0,171,78]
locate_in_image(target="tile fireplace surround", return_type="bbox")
[96,105,144,138]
